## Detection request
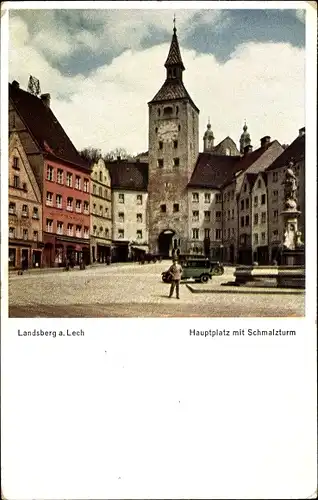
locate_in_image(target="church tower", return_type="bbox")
[203,118,215,152]
[147,21,199,256]
[239,122,251,154]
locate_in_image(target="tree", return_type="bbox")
[79,147,102,164]
[103,147,133,162]
[27,75,41,97]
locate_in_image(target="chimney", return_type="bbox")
[244,145,253,155]
[117,156,121,162]
[41,93,51,108]
[299,127,305,137]
[11,80,20,89]
[260,136,271,148]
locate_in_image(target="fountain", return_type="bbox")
[233,161,305,289]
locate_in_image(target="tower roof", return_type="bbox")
[164,26,185,71]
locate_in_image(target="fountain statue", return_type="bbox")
[281,160,304,256]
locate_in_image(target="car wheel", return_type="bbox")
[200,274,209,283]
[212,266,224,276]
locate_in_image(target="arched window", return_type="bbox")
[158,109,161,117]
[99,171,103,181]
[225,148,230,156]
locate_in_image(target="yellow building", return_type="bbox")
[8,132,43,269]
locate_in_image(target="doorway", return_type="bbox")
[158,230,175,257]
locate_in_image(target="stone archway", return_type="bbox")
[158,230,175,257]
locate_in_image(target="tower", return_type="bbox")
[239,122,251,154]
[147,21,200,256]
[203,118,215,152]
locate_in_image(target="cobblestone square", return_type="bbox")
[8,262,305,317]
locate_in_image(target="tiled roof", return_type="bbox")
[107,160,148,191]
[266,133,305,172]
[9,83,89,170]
[164,29,185,70]
[188,153,241,189]
[149,80,199,112]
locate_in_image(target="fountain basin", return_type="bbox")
[234,265,305,289]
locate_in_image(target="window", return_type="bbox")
[84,201,89,213]
[22,204,28,217]
[231,190,235,200]
[225,148,230,156]
[261,212,266,224]
[83,179,89,192]
[204,229,210,239]
[272,229,279,240]
[137,195,142,205]
[173,140,178,149]
[163,106,173,116]
[23,229,28,240]
[76,225,82,238]
[261,194,266,205]
[47,165,54,181]
[75,200,82,213]
[57,169,63,184]
[240,200,244,210]
[75,176,81,190]
[232,228,235,235]
[46,192,53,206]
[9,227,15,238]
[204,193,211,203]
[118,212,124,222]
[99,205,103,216]
[261,232,266,242]
[67,197,73,211]
[192,228,199,239]
[273,190,278,201]
[46,219,53,232]
[227,210,230,221]
[105,228,109,238]
[105,188,108,198]
[204,211,211,222]
[66,173,72,187]
[240,216,244,228]
[192,192,199,203]
[232,209,234,219]
[67,224,73,236]
[93,185,96,195]
[216,211,221,221]
[254,214,259,225]
[254,233,259,245]
[118,229,124,239]
[273,172,279,183]
[9,202,16,214]
[92,203,96,214]
[244,183,247,192]
[158,159,164,168]
[273,210,278,221]
[257,179,262,188]
[216,193,222,203]
[246,198,249,209]
[57,222,63,235]
[92,225,97,235]
[84,227,89,239]
[160,204,166,213]
[159,141,163,150]
[13,157,19,170]
[215,229,222,240]
[178,125,181,131]
[254,196,258,207]
[137,230,142,239]
[192,210,199,221]
[173,203,179,213]
[56,194,62,208]
[136,213,143,223]
[245,215,250,226]
[228,228,231,239]
[173,158,180,167]
[119,193,125,204]
[13,175,19,188]
[33,230,38,242]
[99,226,103,233]
[99,187,102,197]
[99,171,103,182]
[32,207,39,219]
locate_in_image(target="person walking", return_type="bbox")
[168,257,183,299]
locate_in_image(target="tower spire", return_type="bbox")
[164,20,185,79]
[173,13,176,33]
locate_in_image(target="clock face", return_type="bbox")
[158,121,178,142]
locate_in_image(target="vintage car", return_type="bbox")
[162,258,223,284]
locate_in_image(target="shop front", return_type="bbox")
[9,240,43,270]
[43,234,90,267]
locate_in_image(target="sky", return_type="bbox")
[7,3,307,156]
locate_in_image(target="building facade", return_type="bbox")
[8,132,43,269]
[9,80,91,267]
[90,158,112,263]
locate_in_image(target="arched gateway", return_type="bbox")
[158,230,180,258]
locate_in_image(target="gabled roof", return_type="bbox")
[266,133,305,172]
[188,153,241,189]
[9,82,89,171]
[107,160,148,191]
